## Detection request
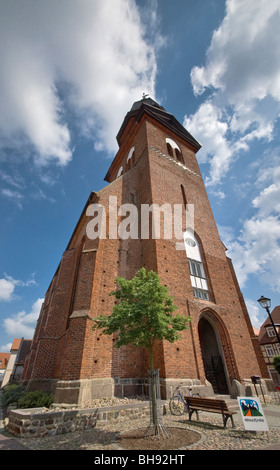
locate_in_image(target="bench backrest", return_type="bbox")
[185,396,229,412]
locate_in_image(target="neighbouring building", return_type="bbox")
[258,306,280,385]
[0,353,10,386]
[1,338,32,388]
[22,97,268,405]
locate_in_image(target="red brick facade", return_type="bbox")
[22,98,268,404]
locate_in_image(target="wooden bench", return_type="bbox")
[184,396,237,428]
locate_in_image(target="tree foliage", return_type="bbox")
[2,384,26,408]
[92,267,190,436]
[1,384,53,409]
[273,355,280,374]
[18,390,53,409]
[92,267,190,368]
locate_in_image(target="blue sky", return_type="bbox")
[1,0,280,352]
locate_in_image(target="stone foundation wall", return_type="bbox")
[6,403,150,438]
[52,377,213,405]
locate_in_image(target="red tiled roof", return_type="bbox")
[0,353,10,370]
[253,327,259,336]
[11,338,22,351]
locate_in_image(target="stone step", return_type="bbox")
[212,394,239,411]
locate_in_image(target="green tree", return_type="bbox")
[273,355,280,375]
[92,267,190,435]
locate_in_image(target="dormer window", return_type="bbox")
[266,326,276,338]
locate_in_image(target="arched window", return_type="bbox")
[165,138,184,164]
[127,146,135,170]
[166,142,173,157]
[181,184,187,206]
[184,230,209,300]
[175,148,184,164]
[117,166,123,178]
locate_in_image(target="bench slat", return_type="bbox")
[188,406,235,416]
[184,397,233,411]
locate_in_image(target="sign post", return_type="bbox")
[237,397,269,432]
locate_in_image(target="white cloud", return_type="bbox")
[0,274,36,302]
[190,0,280,105]
[219,144,280,294]
[252,182,280,217]
[0,343,12,353]
[185,0,280,186]
[0,0,159,165]
[3,298,44,339]
[0,170,25,190]
[244,299,264,329]
[186,0,280,302]
[220,214,280,293]
[184,101,234,187]
[1,188,24,209]
[0,278,15,302]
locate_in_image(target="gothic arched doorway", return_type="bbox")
[198,316,229,394]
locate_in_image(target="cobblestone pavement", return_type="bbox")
[1,403,280,451]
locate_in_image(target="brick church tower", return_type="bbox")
[22,97,267,404]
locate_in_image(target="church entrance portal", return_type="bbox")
[198,317,229,394]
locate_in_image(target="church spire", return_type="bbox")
[116,97,201,152]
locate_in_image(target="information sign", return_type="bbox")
[237,397,269,432]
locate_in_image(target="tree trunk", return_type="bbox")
[149,348,159,434]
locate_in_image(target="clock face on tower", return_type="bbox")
[185,238,196,247]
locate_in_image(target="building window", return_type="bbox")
[117,166,123,178]
[188,259,205,279]
[175,148,184,164]
[127,146,135,170]
[184,230,209,301]
[166,142,173,157]
[165,138,184,163]
[192,287,209,300]
[267,326,276,337]
[265,345,275,357]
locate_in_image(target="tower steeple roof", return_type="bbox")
[130,96,165,112]
[116,97,201,152]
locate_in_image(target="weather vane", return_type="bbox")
[142,92,149,99]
